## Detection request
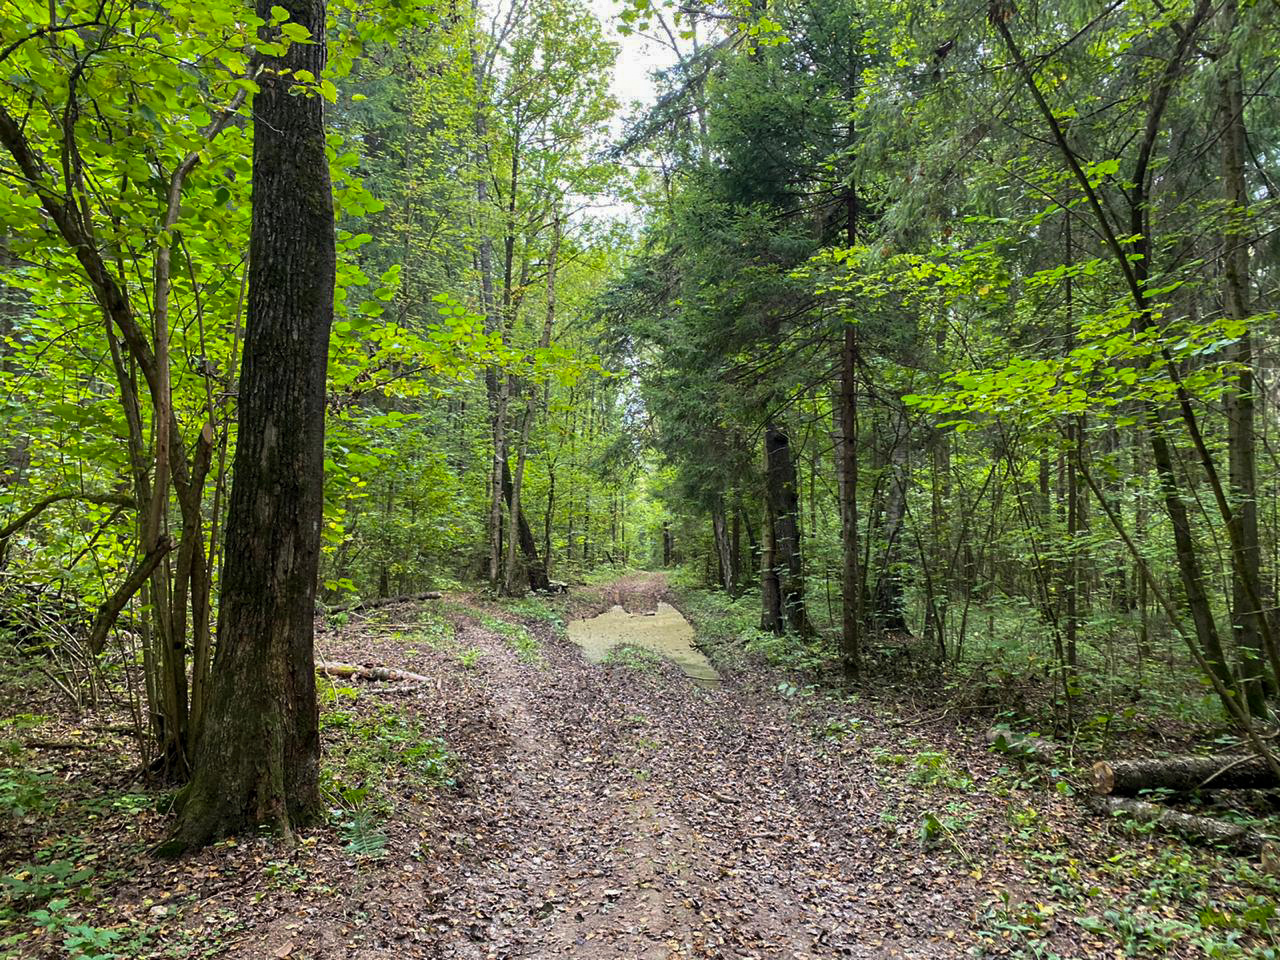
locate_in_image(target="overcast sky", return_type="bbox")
[589,0,676,127]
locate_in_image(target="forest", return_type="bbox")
[1,0,1279,955]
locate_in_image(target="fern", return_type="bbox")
[340,811,387,857]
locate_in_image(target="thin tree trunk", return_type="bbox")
[505,212,559,594]
[1220,0,1271,712]
[764,423,812,635]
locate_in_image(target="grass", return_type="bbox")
[602,643,665,673]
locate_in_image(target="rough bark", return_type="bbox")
[763,424,812,635]
[1219,0,1271,712]
[1092,755,1279,796]
[167,0,333,851]
[712,499,736,594]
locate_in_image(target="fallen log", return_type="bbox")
[985,727,1059,764]
[1092,755,1277,796]
[324,591,441,616]
[1088,795,1278,857]
[316,661,431,684]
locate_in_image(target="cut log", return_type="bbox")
[316,661,431,684]
[323,591,441,616]
[1088,795,1277,856]
[1091,755,1277,796]
[985,727,1059,764]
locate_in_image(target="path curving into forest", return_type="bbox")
[396,572,988,959]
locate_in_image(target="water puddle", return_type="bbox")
[568,602,720,685]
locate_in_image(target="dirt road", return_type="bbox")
[383,573,991,959]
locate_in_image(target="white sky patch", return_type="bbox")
[588,0,676,135]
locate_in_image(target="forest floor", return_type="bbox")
[2,573,1278,959]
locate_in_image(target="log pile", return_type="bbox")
[1088,753,1280,861]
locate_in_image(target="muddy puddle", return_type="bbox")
[567,602,720,684]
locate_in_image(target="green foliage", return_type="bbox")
[0,765,53,819]
[338,810,388,858]
[908,751,974,791]
[321,703,455,819]
[0,861,95,905]
[603,644,664,673]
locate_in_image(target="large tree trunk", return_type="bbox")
[167,0,333,850]
[505,213,559,596]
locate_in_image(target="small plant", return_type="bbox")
[775,680,816,700]
[339,810,387,858]
[871,748,908,767]
[1,861,95,904]
[604,644,663,672]
[815,717,863,742]
[0,766,53,819]
[458,646,483,669]
[909,751,974,791]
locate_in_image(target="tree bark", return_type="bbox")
[712,498,735,594]
[837,333,862,676]
[764,424,812,635]
[1089,795,1276,856]
[871,415,909,633]
[505,213,559,595]
[167,0,333,851]
[501,460,550,592]
[1219,0,1271,713]
[1092,755,1279,796]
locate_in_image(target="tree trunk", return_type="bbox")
[1220,0,1271,713]
[764,423,812,635]
[712,498,735,594]
[760,501,782,633]
[871,416,909,633]
[1089,796,1276,856]
[167,0,332,850]
[502,460,550,591]
[505,213,559,595]
[1092,755,1279,796]
[837,332,862,677]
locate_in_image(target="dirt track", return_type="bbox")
[318,572,995,959]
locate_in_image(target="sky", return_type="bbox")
[588,0,677,128]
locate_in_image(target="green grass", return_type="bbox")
[603,643,664,673]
